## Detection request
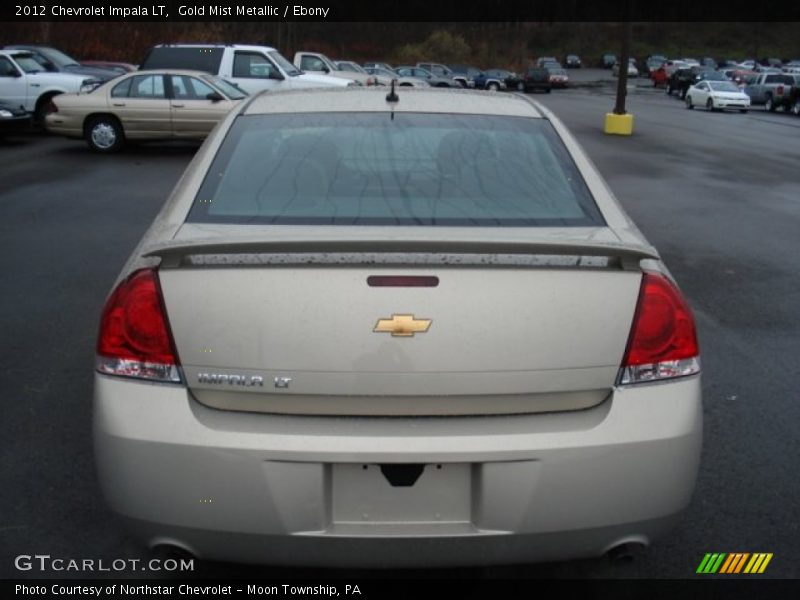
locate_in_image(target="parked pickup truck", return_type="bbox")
[0,49,97,123]
[744,73,796,111]
[293,52,375,86]
[139,44,350,95]
[416,63,468,87]
[774,79,800,115]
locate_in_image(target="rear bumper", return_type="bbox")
[94,374,702,567]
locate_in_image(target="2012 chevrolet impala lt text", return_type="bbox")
[93,87,702,567]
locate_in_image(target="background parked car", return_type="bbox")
[547,67,569,88]
[535,56,559,68]
[744,72,797,111]
[416,62,466,87]
[722,68,755,87]
[4,45,119,82]
[612,59,638,78]
[785,86,800,115]
[363,66,430,88]
[564,54,582,68]
[473,70,507,91]
[667,67,726,99]
[0,49,97,123]
[0,100,31,135]
[81,60,137,74]
[601,53,617,68]
[523,67,551,93]
[448,64,482,89]
[336,61,393,85]
[484,68,524,91]
[685,80,750,112]
[394,66,458,88]
[294,51,376,86]
[650,65,669,87]
[643,55,667,74]
[45,69,247,152]
[140,44,349,95]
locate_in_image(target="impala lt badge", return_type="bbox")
[373,314,432,337]
[198,373,264,387]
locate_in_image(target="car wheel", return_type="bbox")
[792,100,800,116]
[85,115,124,153]
[34,93,60,127]
[706,98,714,111]
[666,84,672,96]
[686,96,694,109]
[680,88,687,100]
[765,96,774,112]
[487,82,499,92]
[739,109,748,113]
[517,82,524,91]
[545,87,551,93]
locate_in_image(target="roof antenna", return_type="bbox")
[386,78,399,103]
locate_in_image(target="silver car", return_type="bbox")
[94,88,702,568]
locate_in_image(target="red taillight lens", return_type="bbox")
[777,84,784,95]
[618,272,700,385]
[96,268,181,382]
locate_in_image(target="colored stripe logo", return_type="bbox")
[697,553,773,574]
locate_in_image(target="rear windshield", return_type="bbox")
[187,112,604,227]
[140,47,224,73]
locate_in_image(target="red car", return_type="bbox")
[650,66,669,87]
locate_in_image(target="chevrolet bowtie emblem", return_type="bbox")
[373,314,432,337]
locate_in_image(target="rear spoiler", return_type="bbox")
[144,238,659,270]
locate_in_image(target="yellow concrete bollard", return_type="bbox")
[604,113,634,136]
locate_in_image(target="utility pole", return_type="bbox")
[604,14,635,135]
[613,21,632,114]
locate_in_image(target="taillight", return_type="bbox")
[96,268,181,383]
[618,272,700,385]
[776,84,784,95]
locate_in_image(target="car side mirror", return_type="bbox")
[322,66,330,73]
[206,92,224,102]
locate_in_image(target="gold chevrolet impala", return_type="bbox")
[93,87,702,567]
[45,69,246,152]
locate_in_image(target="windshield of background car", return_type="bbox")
[709,81,739,92]
[186,112,604,227]
[268,51,302,76]
[206,76,248,99]
[42,47,79,67]
[12,55,45,73]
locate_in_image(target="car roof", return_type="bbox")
[152,43,278,53]
[244,88,545,118]
[0,49,33,57]
[123,69,222,78]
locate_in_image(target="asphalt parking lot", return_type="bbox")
[1,85,799,579]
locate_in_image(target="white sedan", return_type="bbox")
[685,80,751,112]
